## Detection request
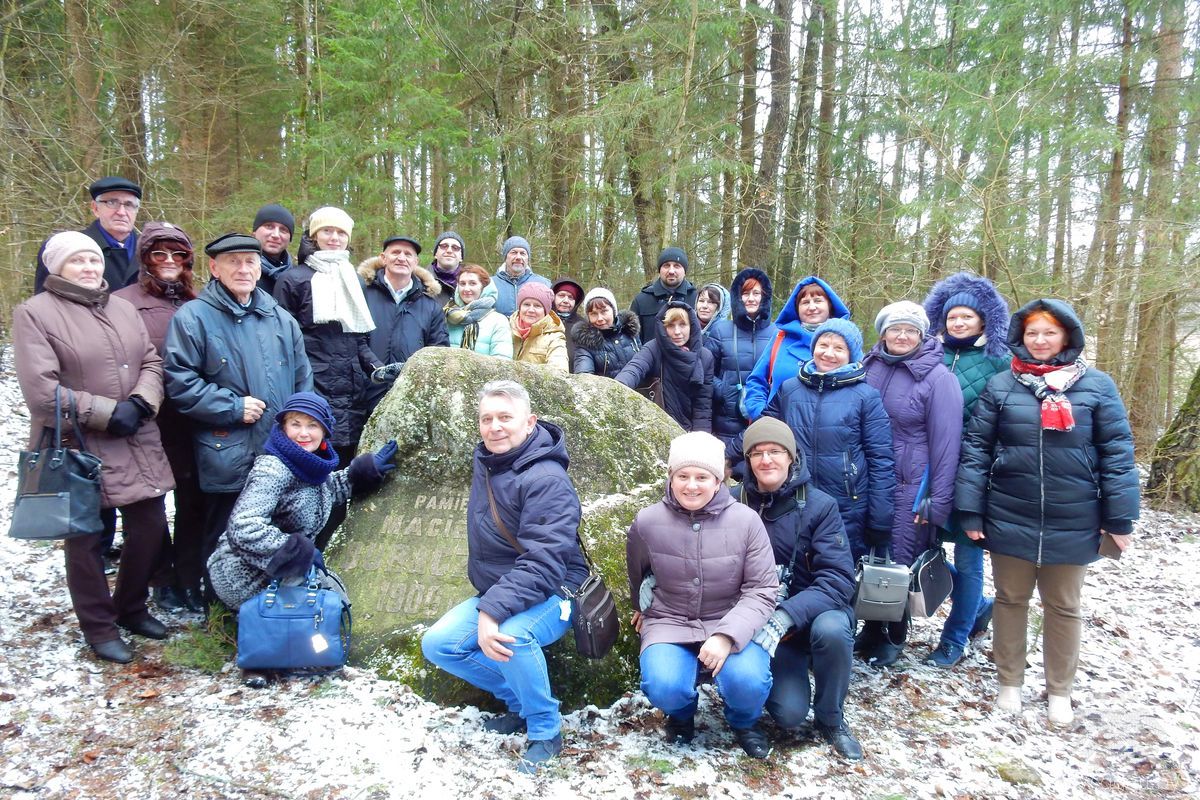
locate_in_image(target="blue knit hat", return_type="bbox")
[811,318,864,363]
[501,236,531,260]
[275,391,336,437]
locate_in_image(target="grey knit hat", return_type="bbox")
[874,300,930,338]
[742,417,797,463]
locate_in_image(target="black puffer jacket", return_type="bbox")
[735,452,855,633]
[272,263,381,449]
[615,301,714,432]
[571,312,642,377]
[466,421,590,623]
[630,278,698,344]
[956,299,1140,565]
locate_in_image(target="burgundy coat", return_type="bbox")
[13,277,175,508]
[626,484,777,653]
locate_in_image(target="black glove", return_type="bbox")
[865,528,892,549]
[371,363,404,384]
[107,400,146,437]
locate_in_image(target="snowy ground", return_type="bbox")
[0,351,1198,800]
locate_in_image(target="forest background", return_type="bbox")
[0,0,1197,462]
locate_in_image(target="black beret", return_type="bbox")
[382,235,422,255]
[89,176,142,200]
[204,233,262,257]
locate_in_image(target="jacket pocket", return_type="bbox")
[194,427,253,490]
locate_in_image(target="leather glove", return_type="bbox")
[638,574,657,612]
[373,440,398,475]
[751,609,794,658]
[371,363,404,384]
[865,527,892,549]
[107,399,146,437]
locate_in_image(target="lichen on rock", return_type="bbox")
[328,347,681,710]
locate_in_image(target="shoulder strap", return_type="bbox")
[485,478,524,554]
[766,330,787,385]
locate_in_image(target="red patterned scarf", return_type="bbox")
[1010,358,1087,431]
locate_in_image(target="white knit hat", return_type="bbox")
[667,431,726,480]
[583,287,618,314]
[874,300,930,337]
[307,206,354,241]
[43,231,103,276]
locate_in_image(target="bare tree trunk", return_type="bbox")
[659,0,699,245]
[735,1,759,264]
[811,0,837,276]
[64,0,102,179]
[779,0,820,287]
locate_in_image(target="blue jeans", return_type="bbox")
[640,641,772,730]
[421,595,571,741]
[940,540,987,648]
[766,608,853,728]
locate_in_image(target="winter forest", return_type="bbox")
[1,0,1199,460]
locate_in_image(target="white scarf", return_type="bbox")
[305,250,375,333]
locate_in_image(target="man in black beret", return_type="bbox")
[34,175,144,294]
[251,203,295,295]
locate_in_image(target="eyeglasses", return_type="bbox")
[437,242,462,252]
[886,326,922,338]
[149,250,189,263]
[95,198,140,212]
[747,449,789,462]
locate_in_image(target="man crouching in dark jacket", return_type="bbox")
[421,379,589,775]
[736,417,863,761]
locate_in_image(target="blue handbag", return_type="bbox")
[236,566,352,670]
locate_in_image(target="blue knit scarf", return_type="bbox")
[263,423,340,485]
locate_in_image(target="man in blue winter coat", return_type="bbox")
[491,236,550,316]
[421,380,589,775]
[738,417,863,761]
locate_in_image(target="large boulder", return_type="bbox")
[328,347,682,709]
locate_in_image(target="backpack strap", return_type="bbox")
[765,330,787,386]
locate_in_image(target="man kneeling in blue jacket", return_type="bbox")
[421,379,589,774]
[737,417,864,761]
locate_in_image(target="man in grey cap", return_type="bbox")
[34,176,144,294]
[163,233,314,601]
[492,235,550,317]
[251,203,296,296]
[429,231,466,306]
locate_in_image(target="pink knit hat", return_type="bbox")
[43,231,103,276]
[516,281,555,314]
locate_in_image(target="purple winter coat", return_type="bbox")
[864,336,963,566]
[626,484,778,653]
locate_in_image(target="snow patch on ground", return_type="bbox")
[0,347,1197,798]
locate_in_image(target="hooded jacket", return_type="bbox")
[510,309,569,371]
[627,483,777,653]
[467,421,590,622]
[864,335,964,566]
[445,281,513,358]
[704,269,779,442]
[750,363,896,559]
[741,276,851,421]
[164,281,314,493]
[923,272,1012,421]
[273,260,381,448]
[630,277,699,344]
[571,311,642,377]
[615,301,715,432]
[357,258,450,406]
[491,267,551,317]
[956,299,1139,565]
[13,276,175,509]
[735,453,855,634]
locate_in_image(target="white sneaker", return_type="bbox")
[1047,694,1074,726]
[996,685,1022,713]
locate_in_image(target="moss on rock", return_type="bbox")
[328,347,681,710]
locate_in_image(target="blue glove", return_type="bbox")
[373,440,398,474]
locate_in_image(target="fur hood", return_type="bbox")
[923,271,1010,358]
[571,310,640,350]
[356,256,441,300]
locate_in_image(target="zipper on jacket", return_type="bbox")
[950,350,961,374]
[1037,424,1045,567]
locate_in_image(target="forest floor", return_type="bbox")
[0,351,1198,800]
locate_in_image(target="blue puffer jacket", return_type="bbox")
[734,453,855,633]
[163,281,314,493]
[864,336,963,566]
[705,268,778,444]
[491,268,551,317]
[956,299,1140,565]
[467,421,590,622]
[741,276,851,421]
[753,363,896,559]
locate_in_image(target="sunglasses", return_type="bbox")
[149,250,190,263]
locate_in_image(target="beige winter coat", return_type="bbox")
[510,310,569,372]
[12,276,175,508]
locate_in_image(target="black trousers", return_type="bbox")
[65,496,166,644]
[200,491,241,602]
[157,470,207,592]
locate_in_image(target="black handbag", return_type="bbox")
[486,481,619,659]
[8,388,104,540]
[908,546,954,618]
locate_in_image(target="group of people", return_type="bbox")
[14,174,1139,774]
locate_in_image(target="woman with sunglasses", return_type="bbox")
[113,223,207,613]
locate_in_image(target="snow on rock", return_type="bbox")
[0,345,1197,798]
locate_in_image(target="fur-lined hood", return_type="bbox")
[357,256,441,300]
[922,271,1010,358]
[571,310,640,350]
